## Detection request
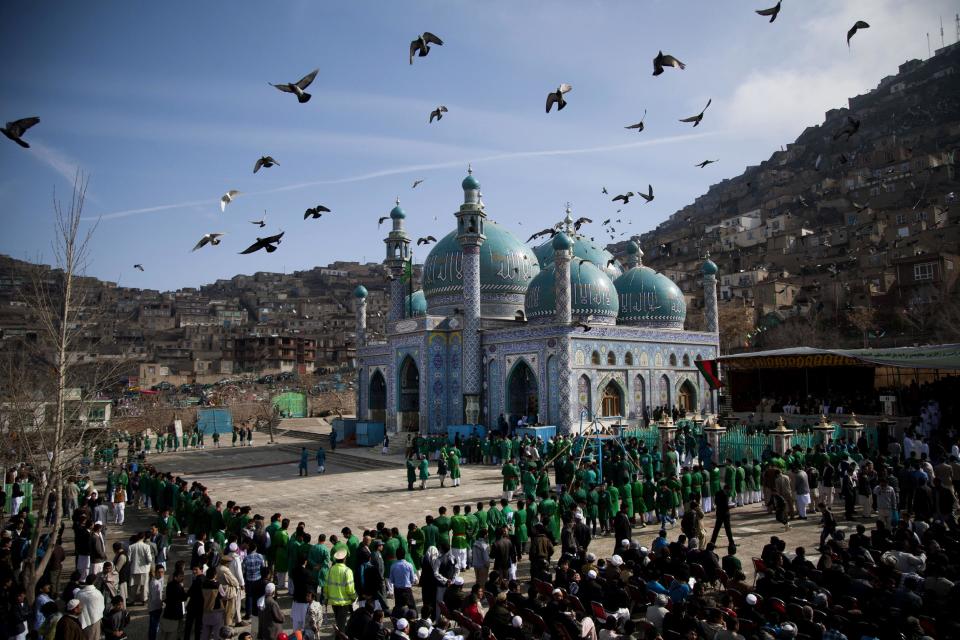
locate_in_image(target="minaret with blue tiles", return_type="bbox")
[383,199,411,323]
[456,166,486,424]
[702,253,719,334]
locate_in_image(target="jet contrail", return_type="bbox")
[85,130,718,221]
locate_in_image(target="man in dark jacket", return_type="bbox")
[613,508,632,555]
[527,524,554,581]
[56,599,85,640]
[709,485,734,546]
[183,565,204,640]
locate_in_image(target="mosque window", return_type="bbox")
[625,352,634,366]
[669,353,678,367]
[682,354,690,367]
[591,351,601,365]
[607,351,616,366]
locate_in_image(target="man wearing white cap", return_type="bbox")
[258,582,285,639]
[645,593,669,631]
[90,522,107,577]
[327,548,356,632]
[392,617,411,640]
[57,599,84,639]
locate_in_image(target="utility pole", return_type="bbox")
[926,33,931,59]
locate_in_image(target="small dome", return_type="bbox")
[552,232,574,251]
[404,290,427,317]
[525,261,619,324]
[535,235,622,279]
[390,204,406,220]
[353,285,368,299]
[626,241,639,255]
[702,256,718,275]
[614,265,686,329]
[462,174,480,191]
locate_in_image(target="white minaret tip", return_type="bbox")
[467,163,473,175]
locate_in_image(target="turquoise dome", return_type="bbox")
[353,285,368,299]
[390,204,406,220]
[422,220,540,318]
[614,265,687,329]
[535,235,622,278]
[525,261,619,323]
[702,257,718,275]
[552,232,574,251]
[404,290,427,317]
[462,174,480,190]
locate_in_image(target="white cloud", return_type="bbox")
[28,140,84,186]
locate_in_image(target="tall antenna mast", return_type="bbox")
[941,16,946,48]
[955,14,959,44]
[926,32,931,58]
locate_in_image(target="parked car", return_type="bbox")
[152,381,174,392]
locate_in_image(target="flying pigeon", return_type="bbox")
[253,156,279,173]
[576,321,592,332]
[652,51,686,76]
[847,21,870,47]
[428,106,448,123]
[239,232,284,255]
[409,31,444,64]
[133,264,144,271]
[573,217,592,231]
[192,233,225,252]
[832,116,860,140]
[696,159,719,168]
[220,190,240,212]
[679,99,712,127]
[606,258,618,268]
[601,187,608,195]
[250,216,267,228]
[638,184,654,203]
[625,110,647,132]
[269,68,319,103]
[602,219,611,226]
[612,192,634,204]
[304,205,331,219]
[411,179,424,189]
[417,236,437,246]
[527,228,557,243]
[1,117,40,148]
[546,84,573,113]
[755,0,782,22]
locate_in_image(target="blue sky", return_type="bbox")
[0,0,953,290]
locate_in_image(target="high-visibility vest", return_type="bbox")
[326,563,356,606]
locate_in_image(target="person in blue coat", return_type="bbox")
[317,446,327,474]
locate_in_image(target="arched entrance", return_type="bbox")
[600,380,624,417]
[369,370,386,423]
[659,374,671,410]
[507,360,539,424]
[398,356,420,431]
[633,374,646,417]
[677,379,697,413]
[578,375,592,419]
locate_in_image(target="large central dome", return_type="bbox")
[422,220,540,319]
[534,234,623,279]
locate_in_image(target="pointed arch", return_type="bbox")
[625,352,634,366]
[591,351,601,365]
[606,351,616,366]
[578,374,592,419]
[506,359,539,423]
[633,374,646,415]
[369,369,386,422]
[398,355,420,430]
[677,378,697,413]
[682,354,691,367]
[659,374,671,409]
[601,379,624,417]
[669,353,678,367]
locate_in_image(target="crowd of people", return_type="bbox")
[1,411,958,640]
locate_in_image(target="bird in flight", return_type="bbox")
[833,116,860,140]
[573,217,592,231]
[240,232,284,255]
[417,236,437,246]
[428,106,448,123]
[1,117,40,148]
[192,233,225,252]
[852,201,871,212]
[410,31,444,64]
[377,216,389,227]
[250,215,267,228]
[576,321,592,332]
[411,179,424,189]
[304,205,331,220]
[602,219,610,226]
[755,0,782,22]
[546,84,573,113]
[638,184,655,203]
[680,99,712,127]
[696,159,719,168]
[253,156,279,173]
[612,192,634,204]
[220,190,240,212]
[625,110,647,132]
[133,264,145,272]
[606,258,618,269]
[601,187,608,195]
[527,228,557,243]
[653,51,686,76]
[847,20,870,47]
[269,68,319,103]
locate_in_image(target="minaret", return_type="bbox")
[456,166,486,424]
[353,285,368,347]
[702,252,719,334]
[625,242,642,269]
[383,199,411,323]
[553,204,575,325]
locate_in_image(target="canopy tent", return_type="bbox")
[719,344,960,371]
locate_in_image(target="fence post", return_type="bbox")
[770,416,793,456]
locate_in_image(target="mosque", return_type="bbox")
[352,168,721,436]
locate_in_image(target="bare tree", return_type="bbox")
[845,306,877,348]
[0,175,124,604]
[717,301,754,354]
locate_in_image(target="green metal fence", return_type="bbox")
[717,429,768,462]
[622,428,660,450]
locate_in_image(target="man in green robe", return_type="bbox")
[724,460,738,506]
[701,467,713,513]
[381,529,400,578]
[514,500,529,554]
[630,474,646,526]
[449,505,469,569]
[272,519,291,590]
[735,462,746,506]
[540,492,560,541]
[447,447,462,487]
[501,458,520,501]
[474,501,488,537]
[434,507,451,549]
[308,534,331,601]
[522,467,537,501]
[536,469,550,499]
[418,456,430,490]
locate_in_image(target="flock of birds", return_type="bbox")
[1,9,875,273]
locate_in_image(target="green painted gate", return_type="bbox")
[272,392,307,418]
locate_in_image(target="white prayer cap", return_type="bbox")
[585,552,596,562]
[67,599,81,611]
[418,628,430,638]
[746,593,758,605]
[264,583,276,595]
[94,520,103,526]
[609,555,624,566]
[639,546,649,554]
[587,570,597,579]
[620,539,631,547]
[552,588,564,596]
[512,615,523,627]
[656,594,669,606]
[452,576,464,586]
[228,543,238,552]
[396,618,409,630]
[574,512,584,521]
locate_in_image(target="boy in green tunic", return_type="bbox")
[536,469,550,499]
[723,461,737,506]
[630,475,646,527]
[450,505,469,569]
[418,456,429,490]
[144,435,152,454]
[514,500,529,554]
[308,535,331,602]
[522,467,537,501]
[656,481,675,527]
[407,523,424,570]
[501,458,520,501]
[474,501,488,535]
[735,462,746,506]
[540,492,561,542]
[434,507,451,549]
[447,447,462,487]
